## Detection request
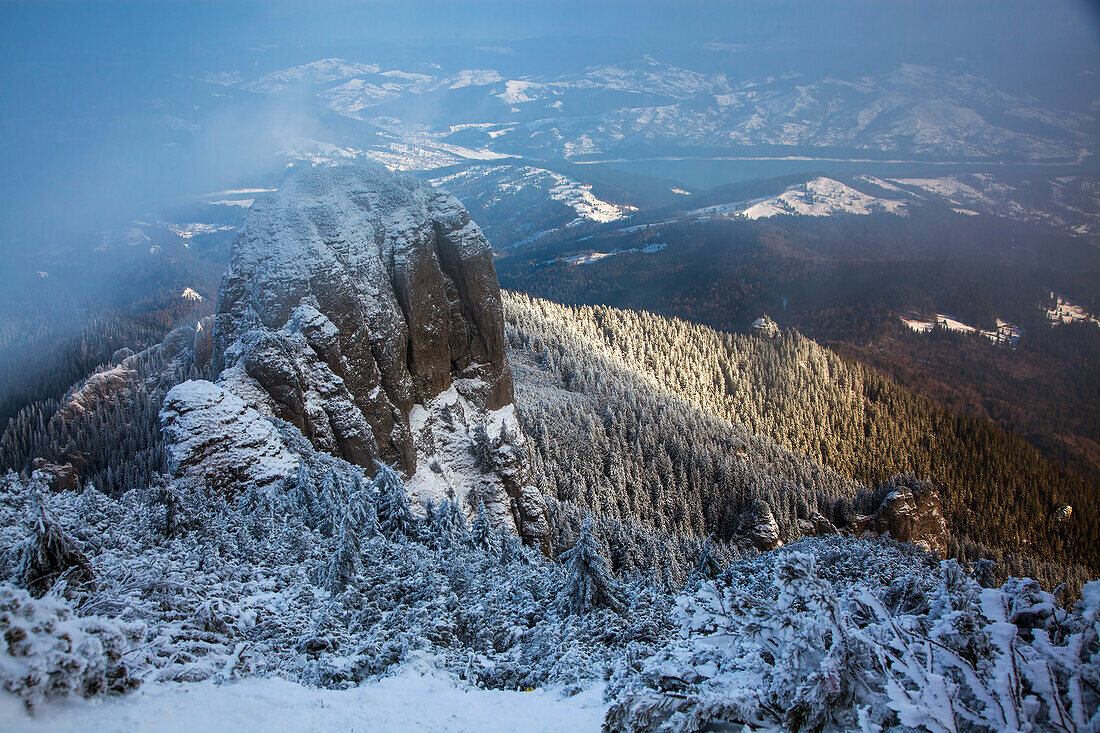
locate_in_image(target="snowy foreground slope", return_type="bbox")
[1,459,1097,732]
[0,660,606,733]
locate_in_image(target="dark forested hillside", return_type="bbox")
[503,293,1099,575]
[0,245,222,428]
[498,211,1100,480]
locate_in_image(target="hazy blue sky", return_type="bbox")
[1,0,1097,256]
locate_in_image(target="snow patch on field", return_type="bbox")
[563,251,617,265]
[447,69,504,89]
[497,80,544,104]
[891,176,990,201]
[853,174,904,193]
[0,662,608,733]
[692,177,907,220]
[900,314,1023,345]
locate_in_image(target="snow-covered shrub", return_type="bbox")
[871,569,1100,732]
[0,583,143,709]
[16,500,95,597]
[606,539,1100,732]
[0,466,680,698]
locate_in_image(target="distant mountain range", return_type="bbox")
[215,56,1093,167]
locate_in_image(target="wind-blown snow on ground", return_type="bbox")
[0,662,607,733]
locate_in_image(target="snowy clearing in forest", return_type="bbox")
[900,313,1023,345]
[561,242,667,265]
[1046,295,1100,327]
[0,661,607,733]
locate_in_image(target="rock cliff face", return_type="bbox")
[212,164,512,472]
[851,480,948,556]
[168,163,545,547]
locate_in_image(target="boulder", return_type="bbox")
[160,380,300,499]
[797,512,839,537]
[735,499,782,551]
[110,347,134,366]
[30,459,79,493]
[851,479,948,556]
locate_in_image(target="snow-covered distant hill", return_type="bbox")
[690,176,909,220]
[176,54,1098,250]
[430,163,637,247]
[216,56,1093,168]
[489,63,1091,164]
[672,173,1099,237]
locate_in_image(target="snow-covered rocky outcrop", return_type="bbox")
[161,381,300,497]
[734,499,782,551]
[167,163,546,547]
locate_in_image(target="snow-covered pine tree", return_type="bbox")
[432,499,470,548]
[324,474,380,593]
[18,498,94,598]
[345,474,378,538]
[472,421,493,474]
[325,509,360,594]
[471,500,498,556]
[361,494,381,540]
[500,531,532,566]
[560,522,626,615]
[689,533,723,584]
[143,473,187,540]
[423,498,438,533]
[318,468,342,535]
[374,461,419,542]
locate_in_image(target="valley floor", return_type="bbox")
[0,658,608,733]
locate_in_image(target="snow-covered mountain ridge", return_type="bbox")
[199,56,1094,173]
[649,173,1097,237]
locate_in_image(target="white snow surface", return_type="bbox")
[432,164,635,230]
[497,80,544,104]
[406,384,535,534]
[691,177,908,220]
[0,661,607,733]
[561,242,667,265]
[900,314,1023,345]
[446,69,504,89]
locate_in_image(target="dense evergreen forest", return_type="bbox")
[498,212,1100,481]
[503,293,1099,576]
